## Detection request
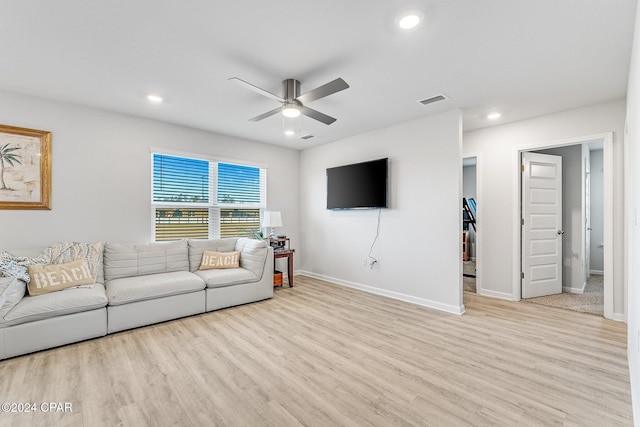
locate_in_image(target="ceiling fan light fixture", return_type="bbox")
[282,103,301,118]
[283,111,301,136]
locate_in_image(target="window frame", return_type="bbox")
[150,148,267,241]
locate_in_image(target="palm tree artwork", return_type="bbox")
[0,143,22,190]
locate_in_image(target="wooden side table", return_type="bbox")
[273,249,295,287]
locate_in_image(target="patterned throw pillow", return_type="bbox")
[27,259,95,296]
[0,248,52,283]
[199,251,240,270]
[50,242,103,287]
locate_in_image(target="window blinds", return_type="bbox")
[152,152,266,241]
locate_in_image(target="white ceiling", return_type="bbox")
[0,1,636,150]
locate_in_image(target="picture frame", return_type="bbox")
[0,124,51,210]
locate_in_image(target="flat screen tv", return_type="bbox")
[326,158,388,210]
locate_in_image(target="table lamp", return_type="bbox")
[261,211,283,238]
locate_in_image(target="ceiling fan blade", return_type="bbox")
[296,78,349,104]
[300,106,337,125]
[229,77,284,103]
[249,106,283,122]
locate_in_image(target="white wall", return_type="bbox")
[590,149,605,273]
[299,110,463,314]
[463,165,477,198]
[626,4,640,424]
[463,99,626,318]
[0,90,300,264]
[535,145,584,293]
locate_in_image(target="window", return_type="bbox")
[152,152,266,241]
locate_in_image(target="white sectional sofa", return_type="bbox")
[0,238,273,360]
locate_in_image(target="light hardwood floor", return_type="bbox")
[0,276,632,426]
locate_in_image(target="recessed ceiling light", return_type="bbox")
[284,130,295,136]
[399,15,420,29]
[146,94,163,103]
[487,112,502,120]
[397,10,425,30]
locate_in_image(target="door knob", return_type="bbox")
[557,230,565,235]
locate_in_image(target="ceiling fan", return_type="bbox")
[229,77,349,125]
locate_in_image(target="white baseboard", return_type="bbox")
[298,270,465,315]
[478,288,514,301]
[613,312,627,323]
[563,283,586,294]
[590,270,604,275]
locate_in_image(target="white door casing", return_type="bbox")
[522,152,563,298]
[583,146,591,281]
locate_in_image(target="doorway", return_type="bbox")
[462,155,480,295]
[517,136,611,317]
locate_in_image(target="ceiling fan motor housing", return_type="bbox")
[282,79,301,101]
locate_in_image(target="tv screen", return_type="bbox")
[326,158,388,210]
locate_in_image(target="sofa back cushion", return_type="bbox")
[234,238,268,278]
[104,240,189,281]
[187,238,238,272]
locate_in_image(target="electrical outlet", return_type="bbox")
[563,258,571,267]
[373,261,381,273]
[362,257,368,267]
[370,260,380,269]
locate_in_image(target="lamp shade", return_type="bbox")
[261,211,283,228]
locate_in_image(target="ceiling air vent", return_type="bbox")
[418,94,448,106]
[300,134,315,140]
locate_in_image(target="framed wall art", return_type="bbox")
[0,124,51,210]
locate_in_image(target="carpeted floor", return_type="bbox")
[524,274,604,316]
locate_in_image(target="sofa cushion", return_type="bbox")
[104,240,189,281]
[194,268,257,289]
[50,241,104,285]
[27,259,95,296]
[200,251,240,270]
[0,277,25,320]
[106,271,205,306]
[234,238,268,278]
[0,284,108,328]
[187,238,238,272]
[0,248,52,283]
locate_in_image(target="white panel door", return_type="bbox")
[522,152,563,298]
